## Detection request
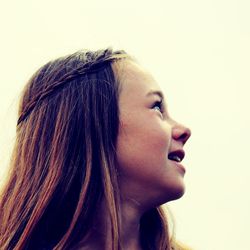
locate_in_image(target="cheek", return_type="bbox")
[116,119,172,176]
[116,118,185,204]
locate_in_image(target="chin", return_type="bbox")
[170,186,185,201]
[136,182,186,211]
[169,185,185,201]
[160,182,186,204]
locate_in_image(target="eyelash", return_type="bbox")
[152,100,164,113]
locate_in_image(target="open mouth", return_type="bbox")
[168,150,185,163]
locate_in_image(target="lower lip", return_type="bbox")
[171,160,186,174]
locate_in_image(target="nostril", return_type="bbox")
[180,131,191,144]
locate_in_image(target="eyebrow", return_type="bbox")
[146,90,164,99]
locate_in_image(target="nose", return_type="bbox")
[172,123,191,145]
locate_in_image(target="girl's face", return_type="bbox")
[116,60,191,209]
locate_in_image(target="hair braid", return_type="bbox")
[17,49,127,126]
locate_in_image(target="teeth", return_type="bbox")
[171,155,181,162]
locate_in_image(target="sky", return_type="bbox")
[0,1,250,249]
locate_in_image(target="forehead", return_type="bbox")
[116,60,162,98]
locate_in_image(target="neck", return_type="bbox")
[120,199,143,250]
[75,198,144,250]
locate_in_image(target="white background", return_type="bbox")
[0,1,250,249]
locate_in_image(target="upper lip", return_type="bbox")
[168,149,185,162]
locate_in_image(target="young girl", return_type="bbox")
[0,48,191,250]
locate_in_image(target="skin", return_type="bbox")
[77,60,191,250]
[117,60,191,210]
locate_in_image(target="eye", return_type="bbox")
[152,100,164,113]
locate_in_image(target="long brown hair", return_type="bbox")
[0,48,189,250]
